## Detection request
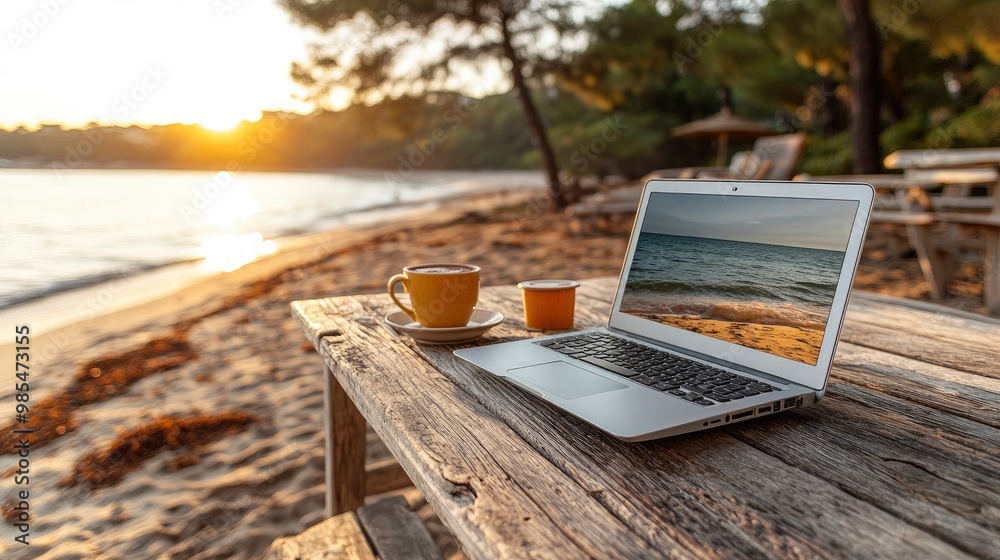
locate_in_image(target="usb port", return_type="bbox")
[709,418,722,425]
[784,397,797,409]
[757,405,772,414]
[732,410,754,420]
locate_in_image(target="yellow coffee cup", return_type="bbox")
[388,263,480,328]
[518,279,580,330]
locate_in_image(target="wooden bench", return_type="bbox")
[264,495,444,560]
[935,212,1000,313]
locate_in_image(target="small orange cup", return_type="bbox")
[518,279,581,330]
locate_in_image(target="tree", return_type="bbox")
[279,0,579,206]
[838,0,882,173]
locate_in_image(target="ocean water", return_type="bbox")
[0,168,536,309]
[621,233,846,331]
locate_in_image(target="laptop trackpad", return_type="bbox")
[506,361,627,400]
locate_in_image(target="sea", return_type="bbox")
[0,168,543,312]
[621,232,846,331]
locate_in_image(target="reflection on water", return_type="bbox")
[203,181,260,227]
[2,168,542,309]
[197,232,277,272]
[197,181,270,271]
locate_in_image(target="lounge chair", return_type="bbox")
[567,133,807,232]
[642,133,807,182]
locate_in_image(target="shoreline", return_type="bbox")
[626,311,824,365]
[0,173,545,338]
[0,180,546,410]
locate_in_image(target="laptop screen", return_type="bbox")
[620,192,860,366]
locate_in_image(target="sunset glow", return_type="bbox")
[0,1,317,130]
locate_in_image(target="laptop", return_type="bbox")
[455,179,874,441]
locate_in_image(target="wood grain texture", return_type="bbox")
[357,495,444,560]
[347,287,975,558]
[833,343,1000,429]
[298,295,661,559]
[840,293,1000,379]
[264,510,375,560]
[365,458,412,497]
[728,381,1000,559]
[328,364,367,515]
[292,278,1000,559]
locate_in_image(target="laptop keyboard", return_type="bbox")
[537,332,780,406]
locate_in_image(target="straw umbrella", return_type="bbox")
[672,107,776,166]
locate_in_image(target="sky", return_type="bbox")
[641,192,859,251]
[0,0,327,130]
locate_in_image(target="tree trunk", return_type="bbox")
[818,76,845,137]
[838,0,882,174]
[499,13,566,208]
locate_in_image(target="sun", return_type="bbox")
[199,115,244,132]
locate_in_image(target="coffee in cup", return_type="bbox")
[388,263,480,328]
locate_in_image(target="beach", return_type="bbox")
[625,312,825,365]
[0,179,992,559]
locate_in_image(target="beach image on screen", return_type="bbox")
[620,193,859,365]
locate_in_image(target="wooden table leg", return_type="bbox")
[989,175,1000,313]
[899,187,953,300]
[984,225,999,314]
[322,363,367,517]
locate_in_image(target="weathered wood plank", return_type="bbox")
[885,148,1000,169]
[849,290,1000,324]
[840,295,1000,379]
[728,380,1000,558]
[264,511,375,560]
[301,296,662,560]
[358,293,974,559]
[987,219,999,314]
[833,342,1000,430]
[328,363,368,515]
[357,495,444,560]
[365,458,413,497]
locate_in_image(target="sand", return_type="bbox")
[626,312,824,365]
[0,178,993,559]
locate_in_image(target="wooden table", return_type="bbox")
[291,277,1000,559]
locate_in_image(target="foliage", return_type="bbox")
[0,95,539,172]
[4,0,1000,177]
[797,132,853,176]
[279,0,579,104]
[882,96,1000,152]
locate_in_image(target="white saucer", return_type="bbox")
[385,309,504,345]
